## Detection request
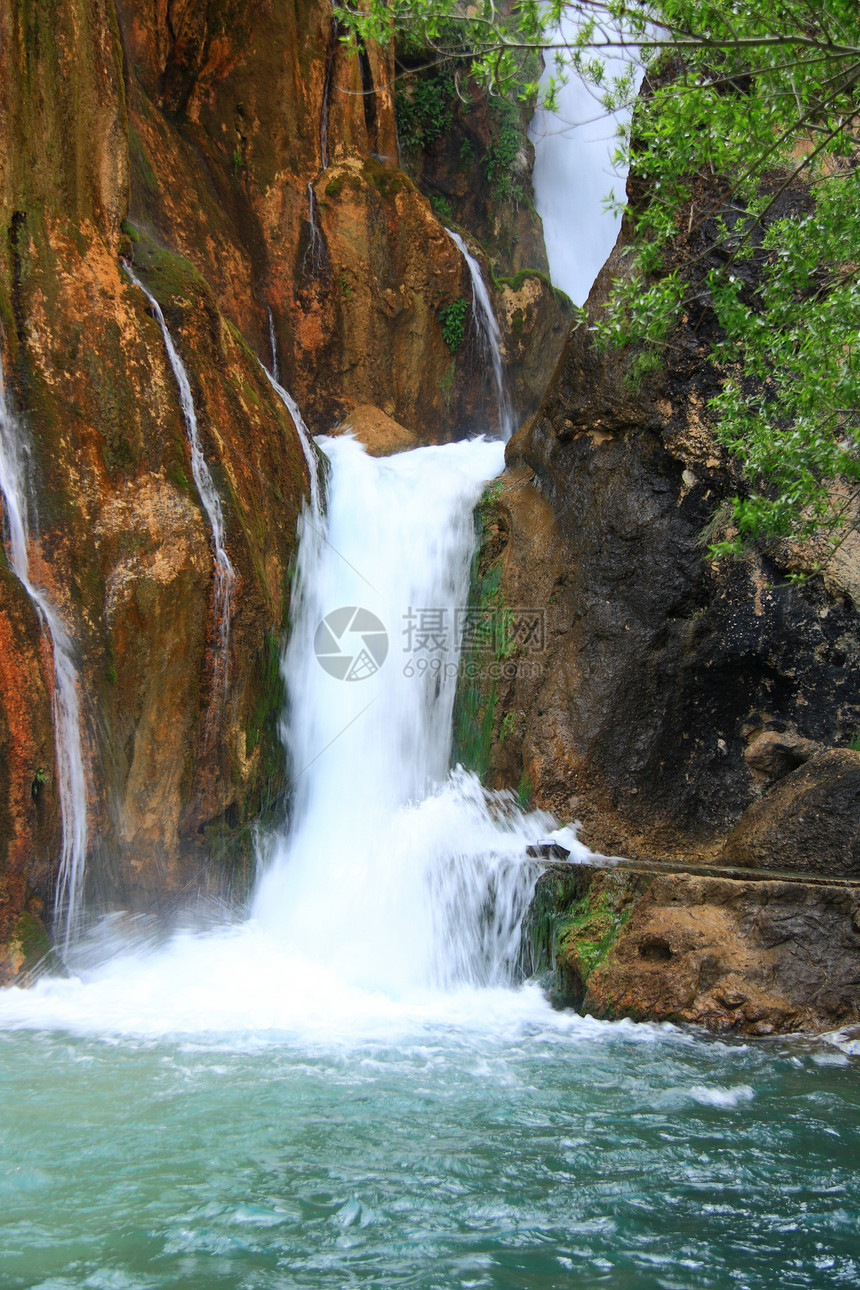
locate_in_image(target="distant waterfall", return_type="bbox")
[123,263,235,683]
[319,16,340,171]
[446,230,514,441]
[303,17,339,280]
[528,16,641,304]
[0,359,89,952]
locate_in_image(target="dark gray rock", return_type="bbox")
[721,749,860,877]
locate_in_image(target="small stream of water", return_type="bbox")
[123,263,236,694]
[0,359,89,952]
[446,230,514,441]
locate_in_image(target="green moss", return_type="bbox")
[166,462,190,493]
[128,122,160,211]
[5,910,61,978]
[245,629,285,759]
[524,869,642,1008]
[451,481,509,777]
[127,226,209,306]
[364,157,408,200]
[494,268,574,314]
[557,889,633,982]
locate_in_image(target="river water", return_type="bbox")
[0,438,858,1287]
[1,1015,858,1288]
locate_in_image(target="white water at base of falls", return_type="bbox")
[122,263,235,673]
[0,361,89,953]
[446,230,515,441]
[0,434,591,1037]
[529,19,642,306]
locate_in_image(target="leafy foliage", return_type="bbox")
[439,297,469,352]
[484,96,526,203]
[394,65,455,153]
[339,0,860,559]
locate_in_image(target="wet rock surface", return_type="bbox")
[462,182,860,867]
[0,0,563,970]
[528,862,860,1035]
[721,750,860,878]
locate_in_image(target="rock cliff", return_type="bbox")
[454,142,860,1033]
[0,0,569,974]
[462,195,860,866]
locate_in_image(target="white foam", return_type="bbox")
[686,1084,755,1109]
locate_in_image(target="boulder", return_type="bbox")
[333,404,419,456]
[528,862,860,1035]
[743,729,822,781]
[721,749,860,877]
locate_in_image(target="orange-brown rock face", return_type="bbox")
[0,0,314,960]
[114,0,501,440]
[0,0,561,969]
[0,561,58,983]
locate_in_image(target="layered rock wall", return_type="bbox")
[0,0,565,972]
[461,210,860,866]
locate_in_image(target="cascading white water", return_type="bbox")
[0,360,88,952]
[529,17,642,305]
[123,264,235,671]
[260,364,323,519]
[0,431,589,1034]
[252,434,583,993]
[446,230,515,441]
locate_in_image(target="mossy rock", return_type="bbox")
[3,910,63,981]
[125,225,209,310]
[524,867,640,1010]
[451,482,508,778]
[495,268,574,314]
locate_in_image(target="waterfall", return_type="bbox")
[446,230,515,441]
[319,16,340,172]
[0,433,590,1032]
[528,16,641,304]
[301,16,340,281]
[0,360,88,952]
[252,435,582,993]
[123,263,235,677]
[260,364,322,519]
